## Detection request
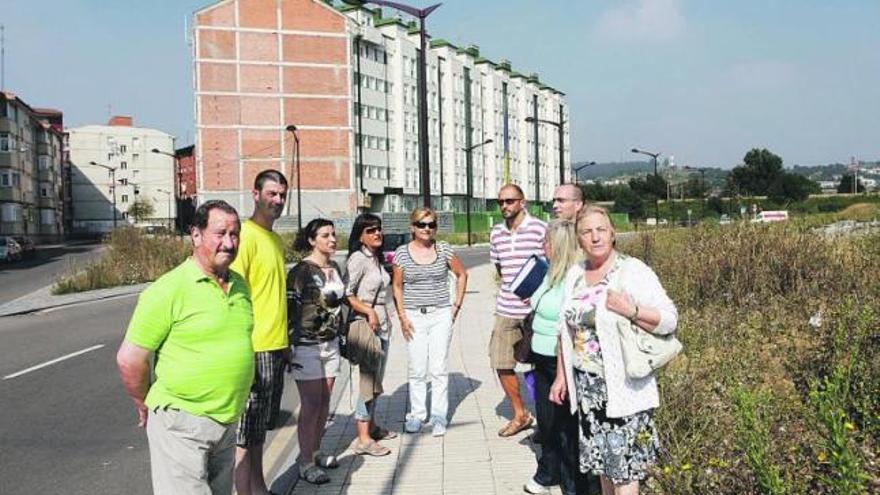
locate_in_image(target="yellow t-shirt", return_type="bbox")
[231,219,288,352]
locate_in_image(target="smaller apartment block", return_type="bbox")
[0,92,66,241]
[67,117,176,233]
[193,0,569,218]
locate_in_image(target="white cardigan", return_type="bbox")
[557,253,678,418]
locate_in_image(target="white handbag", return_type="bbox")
[616,318,682,379]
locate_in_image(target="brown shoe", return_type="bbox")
[351,438,391,456]
[498,414,534,438]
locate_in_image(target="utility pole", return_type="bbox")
[1,24,5,90]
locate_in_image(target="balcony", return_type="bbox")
[0,119,13,133]
[0,188,23,202]
[36,142,51,155]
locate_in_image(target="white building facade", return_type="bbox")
[67,118,176,233]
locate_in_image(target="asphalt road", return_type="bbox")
[0,246,489,495]
[0,243,103,304]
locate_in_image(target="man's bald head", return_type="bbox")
[552,183,584,220]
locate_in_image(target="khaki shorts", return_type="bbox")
[291,340,341,381]
[489,315,525,370]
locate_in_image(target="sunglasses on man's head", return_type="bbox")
[413,221,437,229]
[364,226,382,234]
[497,198,522,206]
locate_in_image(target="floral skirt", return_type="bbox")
[574,368,660,485]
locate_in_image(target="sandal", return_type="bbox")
[370,426,398,441]
[299,463,330,485]
[350,438,391,457]
[313,451,339,469]
[498,413,534,438]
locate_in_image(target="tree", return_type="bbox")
[612,187,646,219]
[837,174,866,194]
[128,198,155,223]
[768,173,820,203]
[683,176,710,199]
[628,174,667,199]
[727,148,784,196]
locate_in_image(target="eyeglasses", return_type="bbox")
[497,198,522,206]
[413,221,437,229]
[364,226,382,234]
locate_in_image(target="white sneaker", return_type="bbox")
[404,416,422,433]
[431,421,447,437]
[523,477,550,494]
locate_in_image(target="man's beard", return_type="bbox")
[259,200,284,219]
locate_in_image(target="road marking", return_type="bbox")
[3,344,105,380]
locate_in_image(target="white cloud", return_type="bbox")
[594,0,686,43]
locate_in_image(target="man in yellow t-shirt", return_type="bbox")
[231,169,289,495]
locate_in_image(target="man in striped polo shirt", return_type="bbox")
[489,183,547,437]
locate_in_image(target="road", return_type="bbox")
[0,243,103,304]
[0,246,489,495]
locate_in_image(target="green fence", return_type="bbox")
[450,210,630,234]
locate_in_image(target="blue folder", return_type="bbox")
[510,254,549,299]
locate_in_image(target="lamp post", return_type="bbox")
[285,124,303,231]
[573,161,597,185]
[630,148,661,225]
[684,165,707,221]
[89,160,118,230]
[343,0,441,207]
[157,188,173,230]
[151,148,180,231]
[463,138,493,246]
[525,104,567,186]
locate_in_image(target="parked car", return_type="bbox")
[381,232,409,269]
[719,214,732,225]
[0,236,23,263]
[12,236,35,258]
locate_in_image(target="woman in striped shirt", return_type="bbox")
[391,207,468,436]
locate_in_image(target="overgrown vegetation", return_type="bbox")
[618,220,879,494]
[53,228,189,294]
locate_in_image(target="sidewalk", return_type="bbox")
[279,263,563,495]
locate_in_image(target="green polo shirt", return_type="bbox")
[124,258,255,424]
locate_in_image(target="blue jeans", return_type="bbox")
[354,337,390,421]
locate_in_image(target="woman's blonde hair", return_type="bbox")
[546,219,580,287]
[575,204,617,247]
[409,207,436,224]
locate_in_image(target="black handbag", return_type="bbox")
[513,290,547,364]
[340,277,381,361]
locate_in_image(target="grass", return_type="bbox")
[618,221,879,494]
[53,228,190,295]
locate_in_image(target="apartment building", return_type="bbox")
[67,117,176,233]
[193,0,568,218]
[0,92,66,241]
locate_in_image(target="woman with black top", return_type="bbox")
[287,218,345,484]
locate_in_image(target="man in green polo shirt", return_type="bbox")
[117,200,255,495]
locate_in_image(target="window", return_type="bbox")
[0,173,9,187]
[121,194,129,203]
[39,156,51,171]
[132,153,139,162]
[12,172,20,187]
[119,178,128,185]
[120,144,127,154]
[132,137,140,148]
[0,133,9,152]
[40,186,49,198]
[107,153,113,161]
[120,161,127,170]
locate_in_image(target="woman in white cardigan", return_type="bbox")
[549,205,678,495]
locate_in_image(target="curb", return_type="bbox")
[0,283,148,317]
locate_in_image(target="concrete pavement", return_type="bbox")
[275,262,560,495]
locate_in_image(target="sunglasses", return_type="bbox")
[413,221,437,229]
[497,198,522,206]
[364,226,382,234]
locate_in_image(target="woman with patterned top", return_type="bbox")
[287,218,345,484]
[391,207,468,437]
[345,213,397,457]
[550,205,678,495]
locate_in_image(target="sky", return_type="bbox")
[4,0,879,169]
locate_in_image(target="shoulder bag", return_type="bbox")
[513,288,548,364]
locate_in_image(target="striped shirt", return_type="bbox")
[490,214,547,318]
[394,241,454,309]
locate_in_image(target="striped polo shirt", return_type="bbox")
[394,241,454,309]
[490,214,547,319]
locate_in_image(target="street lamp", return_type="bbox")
[631,148,661,225]
[343,0,441,207]
[525,103,567,186]
[462,138,493,246]
[285,124,303,231]
[573,161,597,185]
[88,160,118,230]
[157,188,173,230]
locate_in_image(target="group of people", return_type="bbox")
[116,169,678,495]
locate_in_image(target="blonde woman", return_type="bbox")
[525,219,585,495]
[550,205,678,495]
[392,207,468,436]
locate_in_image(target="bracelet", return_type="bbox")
[629,305,640,322]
